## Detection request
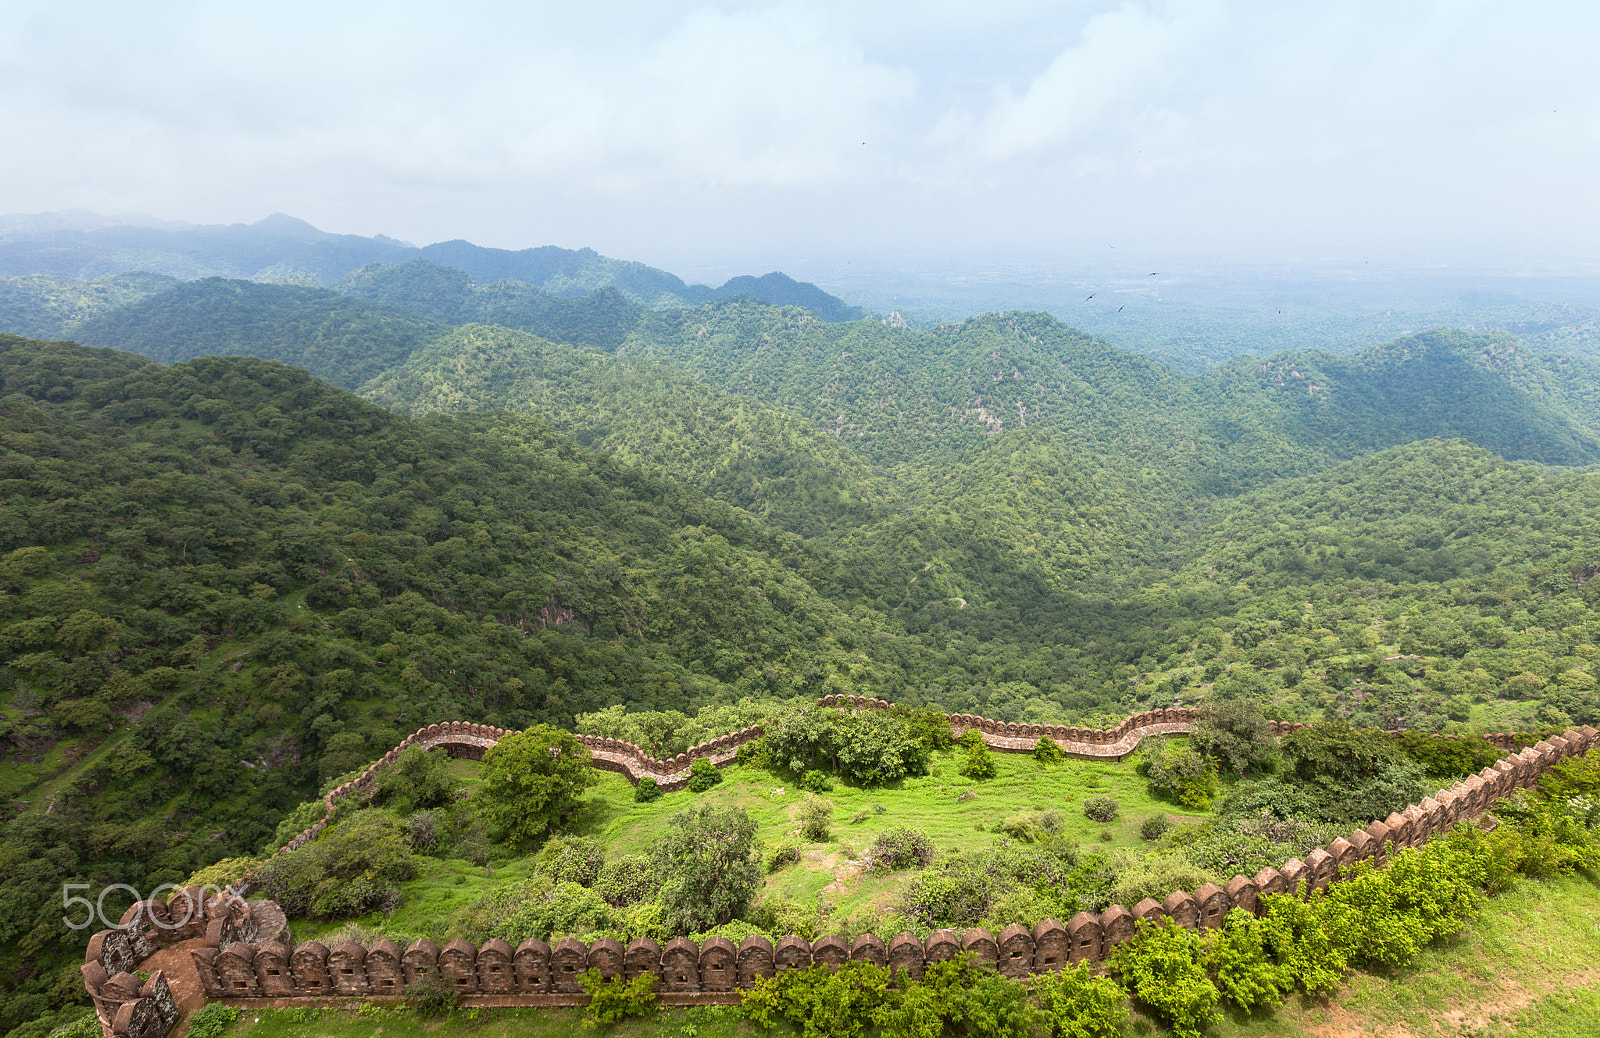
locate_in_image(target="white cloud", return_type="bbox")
[0,1,1597,265]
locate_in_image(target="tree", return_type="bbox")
[479,725,596,849]
[1191,700,1278,775]
[648,804,763,932]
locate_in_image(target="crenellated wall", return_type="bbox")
[90,723,1600,1030]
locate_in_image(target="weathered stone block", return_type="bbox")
[924,930,961,964]
[1194,883,1228,928]
[441,939,479,994]
[550,938,587,994]
[775,936,812,972]
[661,937,700,992]
[401,940,439,988]
[811,935,848,971]
[478,938,517,994]
[217,943,260,997]
[328,941,368,996]
[1133,898,1164,925]
[1306,848,1336,889]
[888,934,925,982]
[962,929,998,968]
[1253,867,1286,898]
[849,935,887,969]
[1031,919,1069,970]
[1063,913,1101,964]
[253,941,294,996]
[623,938,660,984]
[1225,876,1259,916]
[190,948,222,998]
[700,937,736,992]
[514,938,551,993]
[736,935,774,987]
[996,923,1033,978]
[1162,891,1199,928]
[366,940,404,997]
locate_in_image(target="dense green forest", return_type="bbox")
[7,253,1600,1037]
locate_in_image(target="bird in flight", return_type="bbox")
[1149,273,1159,277]
[1086,294,1094,301]
[1118,306,1124,311]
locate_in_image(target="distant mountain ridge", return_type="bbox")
[0,211,865,321]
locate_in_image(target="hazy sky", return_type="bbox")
[3,1,1597,277]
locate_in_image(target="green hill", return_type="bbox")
[69,278,445,387]
[360,324,895,537]
[0,272,177,339]
[336,259,646,351]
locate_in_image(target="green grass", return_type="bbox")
[215,1003,766,1038]
[508,749,1201,926]
[1192,871,1600,1037]
[302,748,1212,938]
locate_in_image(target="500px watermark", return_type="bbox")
[62,882,231,931]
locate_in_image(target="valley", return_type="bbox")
[4,227,1600,1037]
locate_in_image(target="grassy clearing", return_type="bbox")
[298,745,1214,938]
[567,746,1203,921]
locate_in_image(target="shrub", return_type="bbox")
[999,812,1042,843]
[1256,891,1347,995]
[1191,700,1278,776]
[633,776,661,802]
[741,961,892,1036]
[1110,852,1216,909]
[687,755,723,792]
[1139,737,1219,807]
[798,794,834,841]
[1140,816,1172,841]
[370,745,458,813]
[1083,795,1119,823]
[406,810,443,853]
[766,839,803,873]
[185,1004,241,1038]
[1111,920,1221,1038]
[254,810,414,919]
[497,880,622,944]
[1030,963,1126,1038]
[404,973,461,1016]
[959,740,997,780]
[800,769,833,793]
[863,827,934,873]
[533,835,606,887]
[1203,909,1288,1011]
[1395,730,1505,778]
[479,725,596,849]
[580,969,657,1028]
[1032,737,1067,766]
[649,804,764,933]
[762,704,930,787]
[596,853,658,906]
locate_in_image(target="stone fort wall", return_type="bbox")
[81,701,1595,1032]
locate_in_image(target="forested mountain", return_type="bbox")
[336,260,646,350]
[68,279,445,387]
[0,214,865,320]
[0,272,176,339]
[0,213,413,282]
[361,324,895,537]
